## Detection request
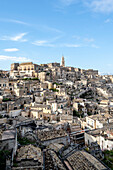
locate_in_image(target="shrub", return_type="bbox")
[18,136,35,145]
[73,110,80,117]
[2,98,11,102]
[23,77,39,81]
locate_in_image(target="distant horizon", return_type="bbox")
[1,59,113,76]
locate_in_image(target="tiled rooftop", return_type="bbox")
[16,144,42,162]
[37,129,67,141]
[67,150,107,170]
[45,150,66,170]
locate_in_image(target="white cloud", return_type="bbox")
[104,18,113,23]
[32,35,62,47]
[84,38,94,42]
[0,18,29,25]
[72,35,81,40]
[0,18,63,36]
[32,40,81,48]
[10,33,27,41]
[105,19,111,23]
[86,0,113,13]
[60,0,78,6]
[7,19,28,25]
[3,48,19,52]
[42,25,63,34]
[54,0,79,12]
[1,33,28,42]
[63,44,81,47]
[32,36,98,49]
[91,44,99,48]
[0,55,30,62]
[32,40,55,47]
[33,40,47,46]
[56,0,113,13]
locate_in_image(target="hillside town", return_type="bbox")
[0,56,113,170]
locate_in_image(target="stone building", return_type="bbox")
[85,127,113,151]
[0,78,9,89]
[0,129,17,155]
[10,62,40,78]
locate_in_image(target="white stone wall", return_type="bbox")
[86,117,95,129]
[99,136,113,151]
[9,109,21,117]
[96,120,103,129]
[85,133,97,145]
[85,132,113,151]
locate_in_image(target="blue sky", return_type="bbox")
[0,0,113,74]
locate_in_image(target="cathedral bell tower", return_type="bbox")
[61,56,65,67]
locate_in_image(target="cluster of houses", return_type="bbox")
[0,57,113,169]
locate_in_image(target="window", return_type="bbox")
[61,105,63,109]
